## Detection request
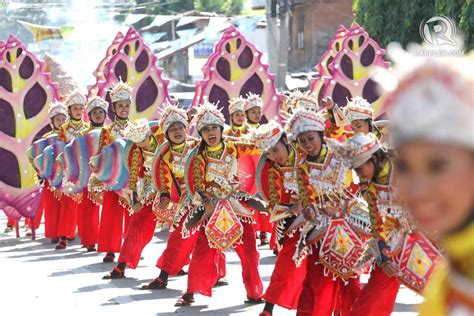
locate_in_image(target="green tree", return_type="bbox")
[195,0,244,15]
[354,0,473,50]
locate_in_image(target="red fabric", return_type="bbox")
[57,195,78,238]
[156,216,198,276]
[263,233,307,310]
[25,207,43,229]
[186,222,263,299]
[338,277,361,316]
[43,182,61,239]
[78,190,100,246]
[97,191,131,253]
[254,212,273,233]
[269,225,278,251]
[118,204,156,269]
[7,217,16,226]
[350,265,400,316]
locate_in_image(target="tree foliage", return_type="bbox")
[135,0,243,15]
[354,0,473,50]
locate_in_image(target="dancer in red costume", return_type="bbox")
[33,101,67,243]
[55,91,89,250]
[140,103,200,289]
[252,121,307,316]
[102,118,164,279]
[175,101,264,307]
[286,106,366,316]
[94,81,131,262]
[76,96,108,252]
[242,94,273,246]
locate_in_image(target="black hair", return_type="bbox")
[369,148,394,177]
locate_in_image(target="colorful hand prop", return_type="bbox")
[91,139,129,191]
[0,35,58,220]
[192,26,282,123]
[27,134,57,170]
[61,130,101,193]
[92,28,172,121]
[311,23,390,117]
[35,141,65,188]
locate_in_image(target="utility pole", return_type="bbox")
[265,0,289,91]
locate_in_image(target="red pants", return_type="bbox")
[187,221,263,299]
[57,195,78,238]
[117,204,156,268]
[297,250,361,316]
[77,190,100,247]
[97,191,131,253]
[40,182,61,238]
[156,216,198,276]
[263,233,307,309]
[350,265,400,316]
[254,212,273,233]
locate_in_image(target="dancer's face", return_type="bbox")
[69,104,84,120]
[52,114,66,130]
[231,110,246,126]
[246,107,262,124]
[354,159,375,182]
[113,100,131,118]
[297,131,323,158]
[266,140,289,165]
[167,122,186,144]
[90,108,106,125]
[351,119,370,134]
[396,141,474,239]
[201,124,222,147]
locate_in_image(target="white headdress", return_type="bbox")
[193,101,225,132]
[228,97,245,115]
[343,96,374,122]
[385,48,474,150]
[286,90,320,112]
[109,80,133,103]
[286,108,325,140]
[48,101,68,119]
[159,102,188,134]
[243,93,264,112]
[64,90,86,108]
[250,120,284,152]
[327,132,381,169]
[86,96,109,114]
[124,118,151,143]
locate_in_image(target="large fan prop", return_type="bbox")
[192,26,283,123]
[90,28,173,121]
[311,23,390,117]
[0,35,58,237]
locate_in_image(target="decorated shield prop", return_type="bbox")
[205,199,244,251]
[91,139,129,191]
[0,35,58,221]
[319,219,366,280]
[61,130,101,194]
[394,231,443,293]
[93,27,173,122]
[152,198,179,225]
[191,26,283,123]
[311,23,390,118]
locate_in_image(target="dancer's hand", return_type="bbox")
[380,261,399,277]
[158,197,170,210]
[289,200,303,215]
[302,206,317,221]
[320,97,334,110]
[203,197,216,211]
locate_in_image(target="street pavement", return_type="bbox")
[0,214,422,316]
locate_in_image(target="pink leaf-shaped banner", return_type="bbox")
[87,31,124,101]
[192,26,283,123]
[311,23,390,118]
[0,35,58,220]
[92,28,172,121]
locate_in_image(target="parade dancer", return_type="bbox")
[253,121,307,316]
[387,56,474,315]
[175,102,263,306]
[55,91,89,250]
[76,96,108,252]
[224,97,249,137]
[141,104,199,289]
[103,118,164,279]
[37,101,68,243]
[286,108,365,316]
[94,81,132,262]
